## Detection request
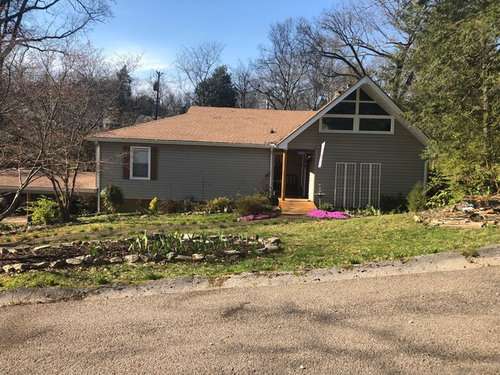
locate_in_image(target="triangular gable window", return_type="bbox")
[320,87,394,134]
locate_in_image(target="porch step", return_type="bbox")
[279,198,317,215]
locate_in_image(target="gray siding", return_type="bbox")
[288,120,425,205]
[99,143,270,201]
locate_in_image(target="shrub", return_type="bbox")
[425,168,461,208]
[30,196,61,225]
[148,197,159,215]
[407,182,427,212]
[268,195,279,207]
[100,184,123,213]
[235,193,271,216]
[159,199,184,214]
[319,202,335,211]
[380,194,407,213]
[205,197,234,213]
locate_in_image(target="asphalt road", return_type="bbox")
[1,266,499,374]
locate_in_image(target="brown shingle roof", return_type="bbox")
[0,170,96,194]
[90,106,316,146]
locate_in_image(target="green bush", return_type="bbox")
[319,202,335,211]
[235,193,271,216]
[30,196,61,225]
[425,168,461,208]
[148,197,159,215]
[159,199,184,214]
[380,194,407,213]
[205,197,234,213]
[100,184,123,213]
[407,182,427,212]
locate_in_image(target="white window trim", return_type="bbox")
[130,146,151,180]
[319,87,394,135]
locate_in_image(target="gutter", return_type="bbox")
[86,137,273,149]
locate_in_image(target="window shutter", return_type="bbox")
[150,147,158,180]
[122,146,130,180]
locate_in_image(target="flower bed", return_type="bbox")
[305,209,349,219]
[0,232,282,273]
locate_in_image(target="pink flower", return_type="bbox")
[305,209,349,219]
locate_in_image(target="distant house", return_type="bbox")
[89,77,428,213]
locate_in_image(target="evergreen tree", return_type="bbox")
[407,0,499,194]
[194,66,237,107]
[109,65,136,127]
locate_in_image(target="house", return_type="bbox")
[88,77,428,213]
[0,170,97,213]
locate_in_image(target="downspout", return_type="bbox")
[96,142,101,214]
[423,159,430,189]
[268,143,276,197]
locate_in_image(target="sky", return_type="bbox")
[86,0,342,79]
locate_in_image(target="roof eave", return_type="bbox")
[87,137,275,149]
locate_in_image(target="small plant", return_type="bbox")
[407,182,427,212]
[148,197,159,215]
[319,202,335,211]
[30,196,61,225]
[100,184,124,213]
[89,244,106,257]
[129,231,150,254]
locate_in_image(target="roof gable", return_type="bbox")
[277,76,428,148]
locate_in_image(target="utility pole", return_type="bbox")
[153,70,161,120]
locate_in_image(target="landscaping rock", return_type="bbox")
[109,256,123,264]
[124,254,140,263]
[50,259,66,268]
[0,247,9,255]
[175,255,192,262]
[205,254,216,261]
[139,254,153,263]
[165,252,177,261]
[224,250,242,256]
[31,261,49,270]
[265,245,281,253]
[33,244,51,252]
[264,237,280,245]
[192,253,205,261]
[66,257,84,266]
[14,245,31,251]
[255,247,268,254]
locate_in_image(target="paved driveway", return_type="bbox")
[1,265,499,374]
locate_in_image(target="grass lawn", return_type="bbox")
[0,213,498,290]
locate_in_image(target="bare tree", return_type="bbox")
[175,41,224,102]
[0,0,113,221]
[2,44,116,221]
[252,19,311,110]
[231,60,258,108]
[298,0,429,102]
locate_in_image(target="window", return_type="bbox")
[334,162,356,208]
[322,117,354,131]
[130,146,151,180]
[320,87,394,134]
[359,163,381,207]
